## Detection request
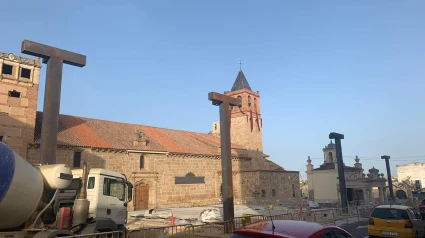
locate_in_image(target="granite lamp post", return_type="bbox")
[381,155,394,202]
[208,92,241,232]
[329,132,348,213]
[21,40,86,165]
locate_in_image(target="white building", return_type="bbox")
[306,141,387,204]
[396,162,425,189]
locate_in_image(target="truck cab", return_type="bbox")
[55,168,133,230]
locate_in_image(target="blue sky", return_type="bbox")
[2,1,425,178]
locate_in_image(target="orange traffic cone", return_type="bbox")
[170,213,175,226]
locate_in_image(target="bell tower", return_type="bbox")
[323,140,337,164]
[0,52,41,160]
[224,69,263,152]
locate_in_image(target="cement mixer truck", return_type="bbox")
[0,142,133,238]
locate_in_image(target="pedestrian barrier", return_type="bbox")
[184,221,232,237]
[127,224,191,238]
[61,231,124,238]
[123,206,375,237]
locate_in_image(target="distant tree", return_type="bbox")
[394,176,415,199]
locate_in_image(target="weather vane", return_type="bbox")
[239,59,242,70]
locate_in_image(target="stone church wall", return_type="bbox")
[27,146,294,209]
[216,170,300,206]
[230,114,263,152]
[0,82,39,160]
[0,55,41,160]
[258,171,300,206]
[26,147,253,209]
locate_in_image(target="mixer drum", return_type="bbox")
[0,142,44,230]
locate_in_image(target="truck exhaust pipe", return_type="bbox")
[72,160,90,226]
[78,160,88,200]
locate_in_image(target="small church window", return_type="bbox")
[261,190,266,197]
[20,68,31,79]
[237,95,242,105]
[140,155,145,169]
[8,90,20,98]
[272,189,276,197]
[292,184,295,197]
[248,96,251,106]
[2,64,13,75]
[73,151,81,168]
[328,152,333,162]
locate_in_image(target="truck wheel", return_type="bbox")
[118,225,127,238]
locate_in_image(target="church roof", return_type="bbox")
[313,163,360,171]
[231,70,252,91]
[33,112,247,156]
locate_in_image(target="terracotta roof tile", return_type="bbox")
[34,112,247,156]
[189,133,245,150]
[59,115,112,148]
[35,112,83,146]
[138,126,190,153]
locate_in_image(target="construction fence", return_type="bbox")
[127,205,375,238]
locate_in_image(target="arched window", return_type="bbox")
[248,96,251,106]
[140,155,145,169]
[328,152,333,162]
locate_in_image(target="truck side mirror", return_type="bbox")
[126,181,133,203]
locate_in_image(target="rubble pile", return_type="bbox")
[200,209,223,223]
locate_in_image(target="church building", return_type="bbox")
[0,51,300,210]
[306,141,387,205]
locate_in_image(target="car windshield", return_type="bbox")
[371,208,410,220]
[422,199,425,205]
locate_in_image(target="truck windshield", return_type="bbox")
[103,178,125,201]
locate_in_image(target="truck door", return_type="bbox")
[103,177,126,225]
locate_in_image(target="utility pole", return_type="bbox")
[329,132,348,213]
[208,92,241,233]
[382,155,394,202]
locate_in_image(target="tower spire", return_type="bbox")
[230,63,252,92]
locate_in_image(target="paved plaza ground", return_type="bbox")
[126,204,365,229]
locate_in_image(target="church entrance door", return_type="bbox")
[135,183,149,210]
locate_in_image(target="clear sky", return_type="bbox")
[2,1,425,179]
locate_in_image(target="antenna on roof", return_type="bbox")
[267,205,276,230]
